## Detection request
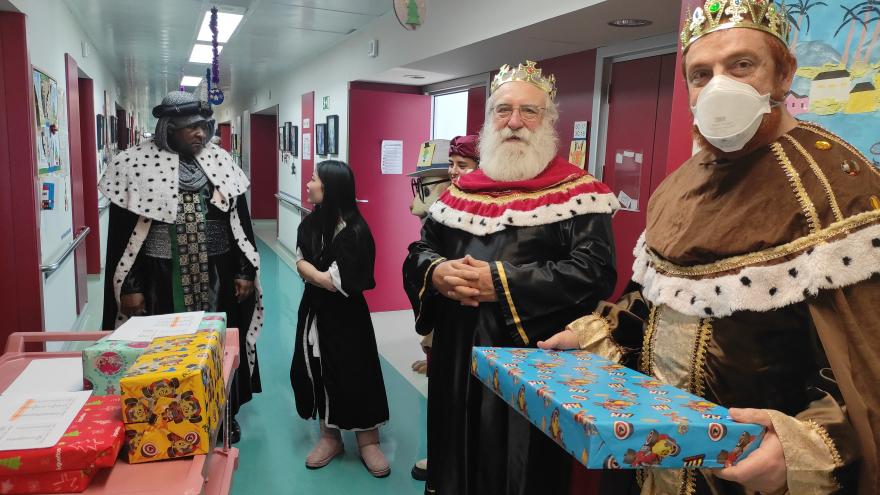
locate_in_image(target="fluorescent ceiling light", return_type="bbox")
[180,76,203,87]
[189,44,222,64]
[197,11,243,43]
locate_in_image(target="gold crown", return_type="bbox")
[681,0,791,53]
[491,60,557,99]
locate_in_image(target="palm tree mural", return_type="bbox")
[855,1,880,64]
[835,2,880,68]
[787,0,828,48]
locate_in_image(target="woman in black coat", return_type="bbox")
[290,160,390,477]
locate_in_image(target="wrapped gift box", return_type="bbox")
[120,330,225,463]
[0,395,124,490]
[81,312,227,396]
[82,339,150,396]
[472,347,765,469]
[0,469,95,494]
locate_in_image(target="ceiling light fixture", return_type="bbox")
[189,44,222,64]
[608,18,652,28]
[197,11,243,43]
[181,76,203,87]
[402,74,426,79]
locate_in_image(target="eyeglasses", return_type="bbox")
[492,104,545,122]
[411,177,450,201]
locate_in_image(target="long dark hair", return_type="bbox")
[310,160,365,262]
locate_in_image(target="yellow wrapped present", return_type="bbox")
[120,331,225,463]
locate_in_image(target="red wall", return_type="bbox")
[78,77,101,275]
[466,86,486,135]
[349,81,423,94]
[249,114,278,219]
[116,108,127,150]
[666,0,702,174]
[538,50,599,157]
[348,88,431,312]
[0,12,45,342]
[219,123,231,152]
[300,92,315,205]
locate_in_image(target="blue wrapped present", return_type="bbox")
[472,347,765,469]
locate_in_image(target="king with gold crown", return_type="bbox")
[403,60,619,495]
[540,1,880,494]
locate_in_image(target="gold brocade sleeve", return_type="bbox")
[567,284,649,366]
[766,392,859,495]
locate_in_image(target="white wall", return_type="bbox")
[219,0,605,249]
[12,0,133,332]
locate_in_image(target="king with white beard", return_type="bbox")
[403,61,620,495]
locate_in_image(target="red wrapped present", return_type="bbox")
[0,396,124,477]
[0,469,95,494]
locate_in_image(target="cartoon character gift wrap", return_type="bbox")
[82,338,151,396]
[471,347,765,469]
[120,330,225,463]
[0,396,125,493]
[81,312,227,396]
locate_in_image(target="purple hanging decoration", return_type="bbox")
[208,6,225,105]
[206,67,212,100]
[179,67,186,92]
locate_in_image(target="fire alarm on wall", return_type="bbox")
[368,39,379,58]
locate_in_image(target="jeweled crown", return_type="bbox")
[491,60,557,100]
[681,0,791,53]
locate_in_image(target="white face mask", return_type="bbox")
[691,75,773,153]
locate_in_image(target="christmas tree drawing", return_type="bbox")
[406,0,421,28]
[0,456,21,471]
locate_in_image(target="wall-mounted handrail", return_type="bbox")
[40,226,90,278]
[275,192,311,215]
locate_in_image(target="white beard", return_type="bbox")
[478,120,558,182]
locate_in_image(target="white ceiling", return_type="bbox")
[62,0,681,124]
[367,0,681,86]
[63,0,390,123]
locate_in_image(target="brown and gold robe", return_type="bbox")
[571,122,880,495]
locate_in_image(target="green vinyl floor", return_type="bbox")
[230,237,428,495]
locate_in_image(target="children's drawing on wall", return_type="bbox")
[33,69,65,175]
[786,0,880,165]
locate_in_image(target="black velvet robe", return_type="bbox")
[101,192,261,412]
[290,213,389,430]
[403,213,617,495]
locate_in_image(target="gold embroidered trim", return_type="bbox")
[446,175,597,205]
[805,419,844,467]
[415,257,447,325]
[772,141,821,234]
[688,319,714,397]
[641,306,659,376]
[495,261,529,345]
[783,134,844,224]
[644,209,880,277]
[681,469,697,495]
[799,121,880,179]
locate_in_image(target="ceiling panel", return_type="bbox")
[395,0,680,86]
[63,0,390,126]
[270,0,390,17]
